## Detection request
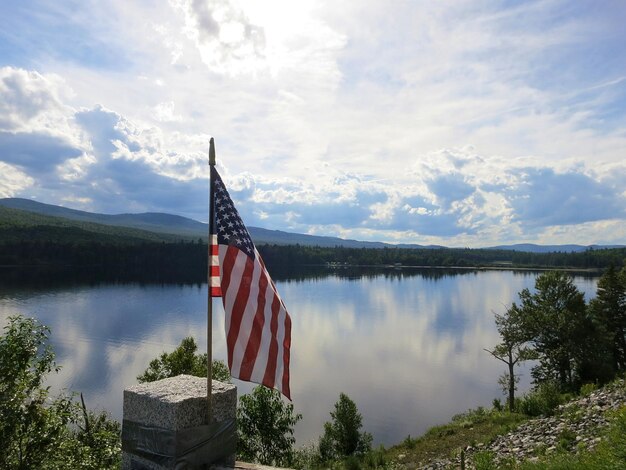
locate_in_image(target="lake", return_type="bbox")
[0,267,599,447]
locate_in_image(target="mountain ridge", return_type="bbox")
[0,198,623,252]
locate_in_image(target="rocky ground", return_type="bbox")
[418,379,626,469]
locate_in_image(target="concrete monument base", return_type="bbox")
[122,375,237,469]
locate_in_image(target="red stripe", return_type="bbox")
[262,289,281,389]
[226,253,254,371]
[239,269,268,380]
[211,244,219,255]
[211,286,222,297]
[220,245,239,298]
[210,265,220,276]
[259,254,288,312]
[282,312,292,399]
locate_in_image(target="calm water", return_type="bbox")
[0,268,599,447]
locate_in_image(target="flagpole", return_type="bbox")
[207,137,216,422]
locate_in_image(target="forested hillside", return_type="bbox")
[0,206,190,243]
[1,204,625,280]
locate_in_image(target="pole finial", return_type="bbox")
[209,138,216,166]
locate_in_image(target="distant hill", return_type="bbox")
[0,205,186,244]
[0,198,207,237]
[249,227,402,248]
[0,198,428,248]
[0,198,623,252]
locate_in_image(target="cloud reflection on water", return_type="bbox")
[0,269,599,447]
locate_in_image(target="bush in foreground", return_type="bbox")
[319,393,373,463]
[516,381,564,417]
[237,385,302,467]
[0,314,120,469]
[137,336,230,383]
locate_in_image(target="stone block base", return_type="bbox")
[122,375,237,469]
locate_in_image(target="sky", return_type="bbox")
[0,0,625,247]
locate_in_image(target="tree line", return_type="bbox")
[259,244,626,270]
[1,238,625,279]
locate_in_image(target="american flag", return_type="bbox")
[209,166,291,399]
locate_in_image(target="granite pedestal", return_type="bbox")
[122,375,237,469]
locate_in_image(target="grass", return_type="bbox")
[385,406,528,468]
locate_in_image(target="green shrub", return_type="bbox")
[319,393,373,462]
[452,406,489,425]
[402,434,416,449]
[556,428,576,452]
[518,391,543,417]
[492,398,503,411]
[362,445,386,468]
[237,386,302,467]
[580,383,598,396]
[343,455,361,470]
[292,443,323,469]
[518,381,563,417]
[472,451,498,470]
[137,336,230,383]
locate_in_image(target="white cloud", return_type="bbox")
[172,0,266,75]
[153,101,183,122]
[0,162,34,197]
[0,67,79,142]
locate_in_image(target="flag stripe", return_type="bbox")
[281,312,292,397]
[250,276,276,383]
[275,303,287,388]
[239,270,268,380]
[209,235,221,297]
[257,254,289,393]
[262,291,281,389]
[220,245,239,301]
[220,247,243,362]
[223,250,251,370]
[230,255,262,376]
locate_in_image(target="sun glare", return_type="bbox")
[242,0,317,72]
